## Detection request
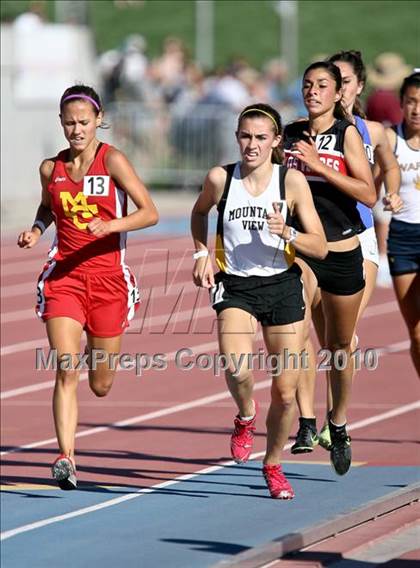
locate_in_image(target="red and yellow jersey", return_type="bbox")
[47,143,128,273]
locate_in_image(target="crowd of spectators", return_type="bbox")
[97,34,304,122]
[96,36,413,195]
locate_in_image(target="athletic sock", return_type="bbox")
[240,413,255,421]
[240,401,256,421]
[329,419,347,433]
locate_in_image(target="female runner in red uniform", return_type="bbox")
[18,84,158,489]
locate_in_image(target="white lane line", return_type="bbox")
[0,336,249,431]
[0,334,222,400]
[1,289,211,330]
[0,297,398,355]
[1,308,34,323]
[362,301,398,318]
[344,400,420,431]
[1,235,195,288]
[1,302,213,356]
[376,340,411,354]
[0,338,413,454]
[0,375,268,457]
[1,337,50,357]
[2,248,191,278]
[0,329,410,401]
[0,458,239,542]
[1,278,196,323]
[1,371,87,401]
[1,297,398,325]
[1,258,192,298]
[2,281,42,300]
[1,401,419,542]
[0,234,192,261]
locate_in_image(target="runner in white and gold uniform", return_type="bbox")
[385,72,420,376]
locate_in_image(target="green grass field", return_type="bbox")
[2,0,419,71]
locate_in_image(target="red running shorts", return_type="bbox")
[36,268,140,337]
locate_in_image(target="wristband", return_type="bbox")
[193,250,209,260]
[32,220,46,234]
[284,227,298,244]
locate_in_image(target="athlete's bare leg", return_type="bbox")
[47,317,84,460]
[217,308,258,418]
[353,259,378,348]
[321,288,364,425]
[86,335,122,397]
[294,258,319,419]
[263,320,305,464]
[392,272,420,376]
[322,258,379,414]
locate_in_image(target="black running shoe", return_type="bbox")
[291,418,319,454]
[330,427,351,475]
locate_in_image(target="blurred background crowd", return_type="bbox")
[1,0,418,287]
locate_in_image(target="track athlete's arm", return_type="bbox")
[88,148,159,238]
[191,166,226,288]
[372,125,403,212]
[293,125,376,207]
[17,159,55,249]
[267,169,328,259]
[369,120,402,210]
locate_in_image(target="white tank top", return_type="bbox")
[215,162,295,276]
[392,124,420,224]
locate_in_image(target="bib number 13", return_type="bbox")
[83,175,110,197]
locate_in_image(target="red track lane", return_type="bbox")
[1,234,419,494]
[273,503,420,567]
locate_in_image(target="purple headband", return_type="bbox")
[60,94,100,111]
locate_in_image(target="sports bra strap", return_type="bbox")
[217,163,236,212]
[279,164,287,200]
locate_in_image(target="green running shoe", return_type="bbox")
[318,421,332,451]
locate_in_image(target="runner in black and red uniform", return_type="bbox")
[283,61,376,476]
[291,51,402,455]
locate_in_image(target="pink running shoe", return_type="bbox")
[262,464,295,499]
[52,454,77,490]
[230,402,258,464]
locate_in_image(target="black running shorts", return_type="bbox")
[297,246,365,296]
[210,264,305,326]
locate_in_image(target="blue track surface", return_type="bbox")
[1,462,419,568]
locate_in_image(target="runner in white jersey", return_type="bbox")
[214,162,294,277]
[383,72,420,376]
[191,103,327,499]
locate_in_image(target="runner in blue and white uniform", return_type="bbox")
[384,72,420,376]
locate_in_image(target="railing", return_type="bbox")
[107,102,240,188]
